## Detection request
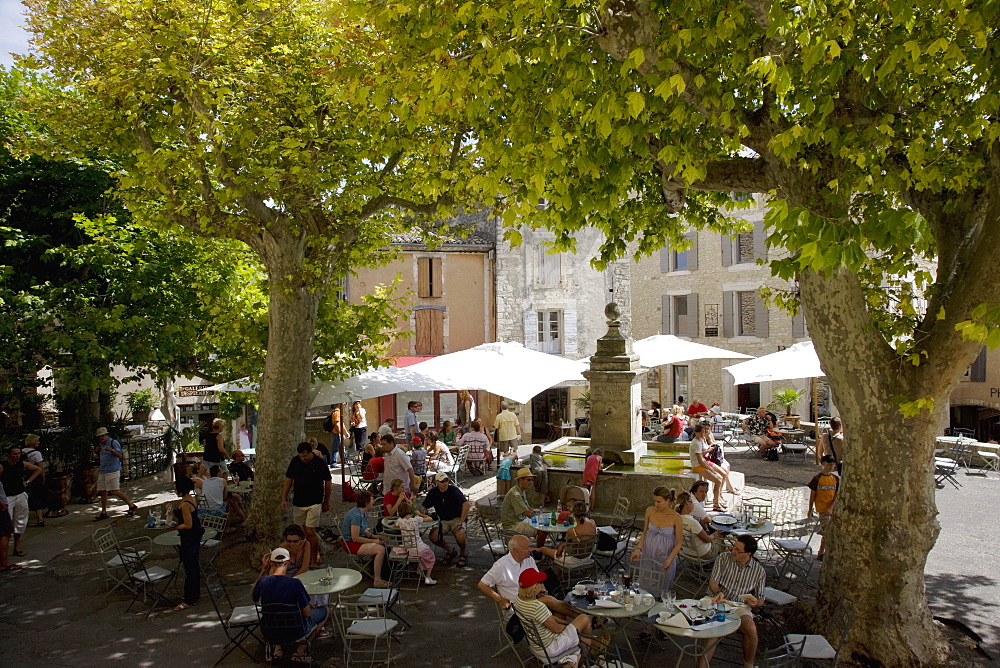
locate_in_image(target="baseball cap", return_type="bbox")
[515,468,535,479]
[434,472,450,482]
[94,427,108,437]
[411,435,423,443]
[269,547,290,563]
[518,567,547,588]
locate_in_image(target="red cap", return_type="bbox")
[411,435,423,443]
[518,567,547,589]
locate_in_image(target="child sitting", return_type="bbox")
[394,500,437,585]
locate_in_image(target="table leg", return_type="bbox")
[663,633,723,668]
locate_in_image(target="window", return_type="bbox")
[673,366,689,404]
[537,248,562,285]
[967,347,987,382]
[722,290,769,338]
[659,232,698,272]
[722,221,767,266]
[537,310,562,354]
[417,257,442,298]
[673,295,688,336]
[333,277,349,302]
[414,307,444,354]
[661,293,699,338]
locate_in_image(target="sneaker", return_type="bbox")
[424,577,437,586]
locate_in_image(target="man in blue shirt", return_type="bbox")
[252,547,329,659]
[93,427,138,521]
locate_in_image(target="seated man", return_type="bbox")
[478,534,577,622]
[742,407,780,453]
[195,464,246,525]
[700,536,766,668]
[252,547,330,661]
[420,473,470,567]
[501,468,545,547]
[229,450,255,481]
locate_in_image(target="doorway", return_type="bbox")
[736,384,761,412]
[532,388,568,439]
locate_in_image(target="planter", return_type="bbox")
[46,473,73,516]
[74,462,99,503]
[785,414,802,429]
[132,410,150,424]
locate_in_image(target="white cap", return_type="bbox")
[269,547,290,563]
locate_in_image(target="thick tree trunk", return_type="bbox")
[242,232,324,553]
[799,268,959,666]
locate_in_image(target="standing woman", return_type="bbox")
[171,476,204,611]
[630,486,684,599]
[201,418,229,475]
[326,407,343,466]
[457,390,476,429]
[22,435,48,526]
[350,401,367,454]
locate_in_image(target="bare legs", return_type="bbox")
[698,613,757,668]
[356,542,389,587]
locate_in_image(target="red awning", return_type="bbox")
[385,356,434,368]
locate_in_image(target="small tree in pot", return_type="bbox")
[125,388,156,424]
[769,388,807,421]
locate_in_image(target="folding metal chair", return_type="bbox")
[93,526,152,596]
[770,517,818,584]
[786,596,856,665]
[491,594,528,665]
[675,532,719,597]
[934,455,962,489]
[116,544,176,618]
[199,512,228,566]
[357,558,411,630]
[259,601,313,664]
[452,445,471,488]
[516,613,582,667]
[762,637,806,667]
[551,535,598,589]
[976,444,1000,475]
[334,594,399,666]
[382,529,423,592]
[204,570,262,664]
[629,561,670,600]
[479,514,508,562]
[594,515,636,577]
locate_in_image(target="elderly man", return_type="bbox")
[478,534,576,619]
[701,535,767,668]
[493,401,522,457]
[688,481,714,529]
[229,450,255,482]
[743,407,780,454]
[381,433,418,495]
[420,472,470,567]
[253,547,330,659]
[281,442,332,568]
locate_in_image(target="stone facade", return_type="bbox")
[630,196,813,415]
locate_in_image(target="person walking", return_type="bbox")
[281,442,333,568]
[201,418,230,474]
[21,435,48,527]
[0,446,42,559]
[93,427,139,521]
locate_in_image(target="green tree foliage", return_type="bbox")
[372,0,1000,663]
[20,0,477,546]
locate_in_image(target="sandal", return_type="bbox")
[290,652,312,664]
[94,513,109,522]
[456,554,468,567]
[32,522,45,528]
[12,550,26,557]
[173,602,192,611]
[45,509,68,518]
[442,549,457,565]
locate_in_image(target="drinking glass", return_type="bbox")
[666,591,677,611]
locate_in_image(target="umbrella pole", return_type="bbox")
[339,402,347,499]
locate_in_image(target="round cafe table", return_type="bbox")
[296,567,363,596]
[230,480,254,503]
[531,515,577,547]
[652,599,742,667]
[710,519,774,538]
[154,528,219,548]
[565,586,657,666]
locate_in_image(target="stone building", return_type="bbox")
[495,221,632,439]
[630,196,813,416]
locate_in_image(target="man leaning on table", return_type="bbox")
[501,468,548,548]
[478,535,576,622]
[253,547,330,659]
[700,535,767,668]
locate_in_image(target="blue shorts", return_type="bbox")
[496,468,512,481]
[304,605,327,637]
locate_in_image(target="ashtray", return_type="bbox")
[318,577,332,583]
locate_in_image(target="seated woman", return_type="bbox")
[512,568,602,666]
[362,433,378,469]
[675,492,723,561]
[656,407,686,443]
[703,427,738,495]
[363,454,385,480]
[340,491,389,588]
[688,423,729,511]
[440,420,456,447]
[458,419,492,475]
[272,523,311,578]
[382,478,411,517]
[554,501,598,567]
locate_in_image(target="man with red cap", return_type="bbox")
[511,567,601,663]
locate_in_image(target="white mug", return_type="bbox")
[573,585,586,595]
[699,596,714,609]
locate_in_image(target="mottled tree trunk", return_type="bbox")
[799,268,959,665]
[242,232,324,554]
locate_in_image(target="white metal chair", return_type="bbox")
[976,444,1000,475]
[490,593,528,665]
[199,512,228,566]
[334,594,399,666]
[785,596,856,665]
[675,531,720,597]
[479,514,508,562]
[761,637,806,667]
[551,535,598,589]
[594,515,636,577]
[382,529,423,592]
[116,544,176,618]
[357,558,411,630]
[516,612,582,667]
[204,570,262,665]
[770,517,818,584]
[92,526,152,596]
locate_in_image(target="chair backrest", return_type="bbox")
[383,527,418,551]
[629,562,669,597]
[204,570,234,625]
[516,612,555,661]
[742,497,773,521]
[115,544,149,578]
[93,526,118,554]
[562,534,598,560]
[259,601,307,645]
[611,496,630,526]
[827,596,857,659]
[763,638,806,667]
[454,445,470,468]
[200,512,228,534]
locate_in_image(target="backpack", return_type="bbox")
[323,413,334,433]
[766,448,780,461]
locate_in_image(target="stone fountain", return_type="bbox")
[581,303,648,465]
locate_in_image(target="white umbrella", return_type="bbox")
[310,365,465,406]
[632,335,753,367]
[204,378,256,392]
[411,341,588,404]
[724,341,824,385]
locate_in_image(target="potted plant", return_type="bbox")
[125,388,156,424]
[770,387,807,427]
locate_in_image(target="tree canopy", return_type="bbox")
[372,0,1000,663]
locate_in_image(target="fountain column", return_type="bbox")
[582,303,647,465]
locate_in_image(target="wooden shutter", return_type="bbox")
[792,311,806,338]
[971,347,987,382]
[753,221,768,261]
[414,308,445,354]
[523,309,537,349]
[660,246,671,272]
[686,293,699,337]
[564,309,578,354]
[661,295,671,335]
[722,291,734,337]
[685,232,698,270]
[540,251,561,285]
[430,257,441,296]
[755,293,769,338]
[417,257,441,297]
[721,235,734,266]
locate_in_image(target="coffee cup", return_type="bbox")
[573,584,587,596]
[699,596,714,609]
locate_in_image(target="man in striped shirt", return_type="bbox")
[701,535,767,668]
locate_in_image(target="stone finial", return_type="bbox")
[605,302,621,323]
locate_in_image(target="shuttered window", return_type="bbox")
[417,257,442,298]
[722,222,767,266]
[537,310,562,354]
[538,249,562,285]
[970,347,987,382]
[414,308,445,354]
[659,232,698,272]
